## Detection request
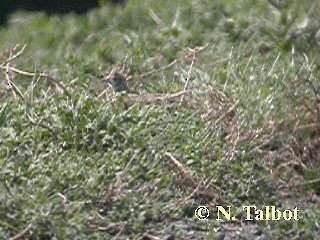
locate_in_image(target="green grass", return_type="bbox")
[1,0,320,239]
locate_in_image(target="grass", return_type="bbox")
[0,0,320,239]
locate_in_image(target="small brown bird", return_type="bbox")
[105,67,129,92]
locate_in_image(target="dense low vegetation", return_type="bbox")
[0,0,319,239]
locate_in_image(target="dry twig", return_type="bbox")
[180,48,196,104]
[107,150,140,198]
[28,115,57,136]
[0,44,27,67]
[9,223,34,240]
[5,63,24,100]
[164,152,222,201]
[129,89,192,104]
[130,43,208,81]
[1,45,70,98]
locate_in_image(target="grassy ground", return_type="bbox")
[0,0,320,239]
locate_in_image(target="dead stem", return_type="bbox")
[9,223,34,240]
[164,152,222,201]
[5,63,24,100]
[180,48,196,104]
[130,43,208,81]
[0,44,27,67]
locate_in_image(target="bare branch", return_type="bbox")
[9,223,34,240]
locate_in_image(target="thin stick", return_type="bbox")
[280,178,320,189]
[180,48,196,104]
[1,65,70,96]
[9,223,34,240]
[133,59,177,80]
[113,150,140,194]
[299,178,320,185]
[88,221,126,232]
[5,64,24,100]
[129,89,192,103]
[129,43,208,81]
[28,115,57,136]
[164,152,222,201]
[149,9,163,26]
[164,152,197,187]
[0,44,27,67]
